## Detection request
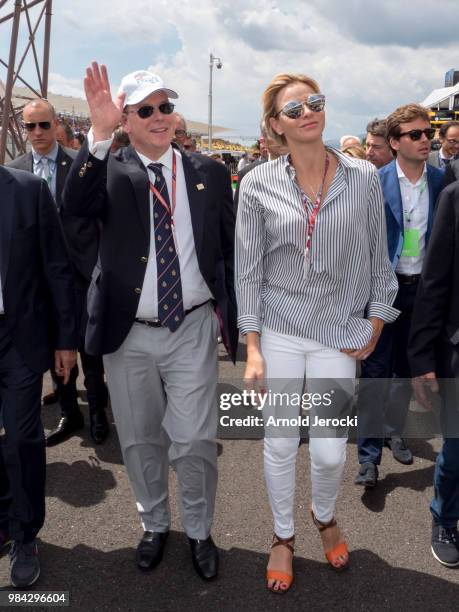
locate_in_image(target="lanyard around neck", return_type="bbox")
[303,153,330,252]
[149,151,177,222]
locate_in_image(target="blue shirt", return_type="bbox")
[32,142,58,199]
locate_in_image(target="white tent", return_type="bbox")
[421,83,459,109]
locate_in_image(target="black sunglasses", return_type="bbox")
[276,94,326,119]
[126,102,175,119]
[24,121,52,131]
[398,128,436,141]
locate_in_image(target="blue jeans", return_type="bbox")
[431,339,459,527]
[357,282,417,464]
[431,437,459,527]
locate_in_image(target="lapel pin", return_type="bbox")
[61,161,67,166]
[196,183,205,191]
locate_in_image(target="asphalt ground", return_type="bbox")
[1,342,459,611]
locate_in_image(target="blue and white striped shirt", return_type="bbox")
[235,148,399,349]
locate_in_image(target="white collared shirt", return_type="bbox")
[395,160,429,275]
[88,130,212,318]
[439,147,455,169]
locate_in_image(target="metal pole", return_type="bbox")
[0,0,21,165]
[42,0,52,96]
[208,53,213,153]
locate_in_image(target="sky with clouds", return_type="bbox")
[1,0,459,142]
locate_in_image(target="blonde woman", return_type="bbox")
[235,73,398,593]
[342,143,366,159]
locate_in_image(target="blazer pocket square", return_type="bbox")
[196,183,205,190]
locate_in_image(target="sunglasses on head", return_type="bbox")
[276,94,326,119]
[24,121,52,131]
[398,128,436,141]
[126,102,175,119]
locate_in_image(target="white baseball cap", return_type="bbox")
[119,70,178,106]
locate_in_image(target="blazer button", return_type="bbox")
[134,288,142,294]
[140,256,148,263]
[87,161,93,167]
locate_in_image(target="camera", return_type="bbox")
[216,60,223,69]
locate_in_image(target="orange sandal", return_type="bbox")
[311,510,349,571]
[266,534,295,593]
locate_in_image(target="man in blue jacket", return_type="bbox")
[356,103,444,487]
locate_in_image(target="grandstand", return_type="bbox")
[1,80,232,138]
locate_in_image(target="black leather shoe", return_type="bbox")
[355,462,378,488]
[136,531,169,571]
[431,520,459,567]
[42,390,59,406]
[188,536,218,581]
[46,413,84,447]
[89,409,109,444]
[385,436,413,465]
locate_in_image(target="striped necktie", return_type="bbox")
[148,163,184,331]
[37,156,55,198]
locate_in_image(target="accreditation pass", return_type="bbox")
[0,592,69,607]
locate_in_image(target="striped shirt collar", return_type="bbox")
[282,146,361,181]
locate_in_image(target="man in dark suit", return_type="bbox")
[8,99,109,446]
[409,181,459,567]
[63,63,237,581]
[0,165,78,587]
[444,157,459,186]
[355,103,444,487]
[365,118,394,169]
[427,120,459,169]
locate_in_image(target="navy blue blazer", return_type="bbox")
[379,160,444,269]
[0,166,78,373]
[8,146,100,284]
[62,142,238,362]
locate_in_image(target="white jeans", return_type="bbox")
[261,327,356,538]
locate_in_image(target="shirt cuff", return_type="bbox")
[87,128,113,159]
[237,315,261,335]
[367,302,400,323]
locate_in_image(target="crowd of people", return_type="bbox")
[0,62,458,595]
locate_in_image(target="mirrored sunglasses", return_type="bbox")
[276,94,326,119]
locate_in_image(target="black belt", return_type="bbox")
[135,300,211,328]
[396,273,420,285]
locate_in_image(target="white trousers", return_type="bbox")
[261,327,356,538]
